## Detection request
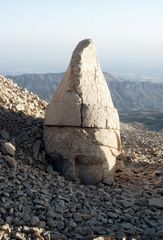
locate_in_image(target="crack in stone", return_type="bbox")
[44,125,120,130]
[75,92,83,128]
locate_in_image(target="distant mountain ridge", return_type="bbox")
[7,72,163,112]
[6,73,64,101]
[108,80,163,112]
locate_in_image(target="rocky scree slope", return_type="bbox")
[0,76,163,240]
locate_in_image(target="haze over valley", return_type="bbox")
[6,72,163,132]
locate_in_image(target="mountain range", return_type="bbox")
[6,72,163,131]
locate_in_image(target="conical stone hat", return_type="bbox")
[44,39,119,130]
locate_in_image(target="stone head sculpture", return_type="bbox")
[43,39,121,184]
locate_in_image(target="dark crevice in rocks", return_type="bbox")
[44,124,120,131]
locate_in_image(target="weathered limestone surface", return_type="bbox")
[44,39,119,129]
[44,39,121,184]
[44,127,121,184]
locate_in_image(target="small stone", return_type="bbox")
[3,155,17,168]
[81,214,92,221]
[116,231,127,239]
[149,198,163,208]
[103,176,114,185]
[57,221,65,231]
[32,230,45,240]
[93,238,115,240]
[50,233,67,240]
[75,226,90,236]
[14,217,22,226]
[23,212,31,222]
[31,216,40,226]
[122,222,134,230]
[44,233,51,240]
[67,219,77,228]
[39,221,46,228]
[116,152,128,161]
[152,170,163,177]
[0,130,10,140]
[116,160,125,172]
[1,224,11,235]
[157,230,163,238]
[55,213,64,221]
[135,197,147,206]
[46,165,54,174]
[22,226,32,233]
[0,231,5,240]
[108,219,114,224]
[34,199,47,207]
[16,103,25,111]
[73,213,83,223]
[33,140,42,160]
[158,188,163,194]
[107,212,118,219]
[1,142,16,156]
[70,206,76,213]
[47,217,57,228]
[5,216,13,224]
[120,199,134,208]
[15,232,26,240]
[47,207,56,218]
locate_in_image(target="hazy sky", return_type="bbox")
[0,0,163,74]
